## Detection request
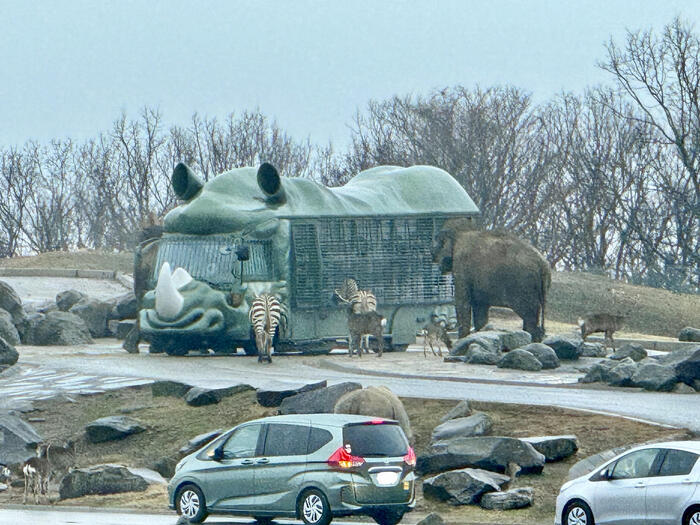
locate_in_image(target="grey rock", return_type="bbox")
[479,487,534,510]
[56,289,87,312]
[673,382,697,394]
[580,342,607,358]
[85,416,146,443]
[607,357,638,387]
[115,320,136,340]
[0,280,27,333]
[543,335,582,360]
[521,435,578,462]
[417,436,545,476]
[631,363,678,392]
[500,330,532,351]
[443,355,467,363]
[422,467,509,505]
[0,412,43,466]
[521,343,560,369]
[185,384,254,407]
[498,349,543,371]
[70,298,114,338]
[0,336,18,367]
[673,347,700,385]
[58,464,148,499]
[610,343,647,362]
[179,429,223,456]
[678,327,700,342]
[280,382,362,415]
[452,331,504,356]
[440,400,472,423]
[151,380,192,398]
[334,386,413,443]
[579,359,618,383]
[0,483,7,492]
[415,513,445,525]
[464,344,501,365]
[256,380,327,407]
[112,292,138,320]
[23,311,93,345]
[432,412,493,442]
[0,309,20,346]
[123,325,140,353]
[152,456,178,479]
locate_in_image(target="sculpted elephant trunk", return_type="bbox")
[172,163,204,201]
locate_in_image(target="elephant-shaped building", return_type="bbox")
[138,162,479,355]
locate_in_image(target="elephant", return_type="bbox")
[431,221,551,342]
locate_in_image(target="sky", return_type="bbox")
[2,0,700,148]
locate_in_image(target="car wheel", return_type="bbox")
[298,488,332,525]
[564,500,594,525]
[176,484,208,523]
[371,509,405,525]
[684,507,700,525]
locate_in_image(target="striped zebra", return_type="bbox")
[334,278,377,314]
[248,293,282,363]
[334,278,384,357]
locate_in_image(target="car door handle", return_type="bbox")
[682,478,693,484]
[635,482,645,488]
[241,459,255,465]
[256,458,270,464]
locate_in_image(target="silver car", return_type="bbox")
[168,413,416,525]
[556,441,700,525]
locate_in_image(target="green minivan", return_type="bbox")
[168,414,416,525]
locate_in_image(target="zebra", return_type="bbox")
[334,278,377,314]
[249,293,282,363]
[334,278,384,358]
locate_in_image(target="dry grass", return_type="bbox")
[0,250,133,274]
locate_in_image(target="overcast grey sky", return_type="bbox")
[2,0,699,148]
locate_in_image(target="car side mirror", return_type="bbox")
[208,446,224,461]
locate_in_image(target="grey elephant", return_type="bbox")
[431,221,551,342]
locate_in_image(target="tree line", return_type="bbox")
[1,18,697,292]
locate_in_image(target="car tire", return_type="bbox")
[176,484,208,523]
[371,508,405,525]
[298,488,332,525]
[564,500,594,525]
[684,506,700,525]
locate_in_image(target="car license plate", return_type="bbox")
[375,471,399,486]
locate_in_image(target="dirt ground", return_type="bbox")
[0,385,692,524]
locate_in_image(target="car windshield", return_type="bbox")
[343,423,408,457]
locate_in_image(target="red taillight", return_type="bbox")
[403,446,416,467]
[367,419,386,425]
[327,447,365,469]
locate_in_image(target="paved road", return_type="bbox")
[8,342,699,433]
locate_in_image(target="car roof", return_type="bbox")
[628,441,700,454]
[239,413,399,428]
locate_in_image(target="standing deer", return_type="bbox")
[421,316,453,357]
[249,293,283,363]
[579,313,626,349]
[335,278,385,358]
[23,443,51,504]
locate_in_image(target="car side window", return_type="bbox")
[657,449,699,477]
[222,424,263,459]
[263,424,310,457]
[308,427,333,454]
[611,448,660,479]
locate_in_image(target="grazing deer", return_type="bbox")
[421,316,453,357]
[249,293,283,363]
[23,443,51,504]
[579,313,626,349]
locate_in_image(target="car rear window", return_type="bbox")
[657,449,699,476]
[343,423,408,457]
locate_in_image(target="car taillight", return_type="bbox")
[403,447,416,467]
[327,447,365,469]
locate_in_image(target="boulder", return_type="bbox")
[58,464,148,499]
[0,309,20,346]
[422,467,509,505]
[500,330,532,351]
[479,487,534,510]
[579,359,618,383]
[607,357,638,387]
[0,412,43,466]
[440,400,472,424]
[432,412,493,442]
[185,384,254,407]
[23,311,93,345]
[610,343,647,362]
[679,327,700,342]
[579,342,607,358]
[0,336,18,367]
[452,331,504,356]
[123,325,140,353]
[0,280,27,332]
[631,363,678,392]
[56,289,87,312]
[443,355,467,363]
[521,343,560,369]
[497,349,542,371]
[543,335,582,360]
[85,416,146,443]
[70,298,114,338]
[417,436,545,476]
[464,344,501,365]
[673,382,696,394]
[672,347,700,385]
[521,435,578,462]
[152,456,178,479]
[334,386,412,443]
[151,380,192,398]
[179,429,223,456]
[111,292,138,320]
[256,380,327,407]
[280,382,362,415]
[416,513,445,525]
[115,320,136,340]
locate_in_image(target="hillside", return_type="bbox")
[1,251,698,337]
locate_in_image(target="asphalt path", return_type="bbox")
[13,342,700,433]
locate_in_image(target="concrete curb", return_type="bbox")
[0,268,120,280]
[0,503,169,515]
[586,335,696,352]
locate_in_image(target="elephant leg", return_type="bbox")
[453,277,471,338]
[472,303,489,332]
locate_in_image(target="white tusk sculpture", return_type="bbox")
[155,262,189,321]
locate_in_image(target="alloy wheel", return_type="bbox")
[180,489,200,519]
[567,506,588,525]
[303,493,324,523]
[689,511,700,525]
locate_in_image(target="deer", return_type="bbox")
[421,316,453,357]
[335,278,385,358]
[23,443,51,504]
[578,313,626,349]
